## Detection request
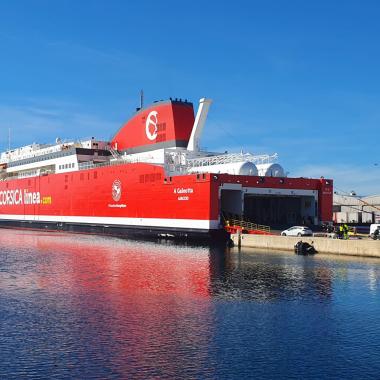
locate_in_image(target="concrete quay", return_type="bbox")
[231,234,380,258]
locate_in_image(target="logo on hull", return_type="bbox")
[112,180,122,202]
[146,110,158,140]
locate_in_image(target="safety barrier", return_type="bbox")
[222,213,271,235]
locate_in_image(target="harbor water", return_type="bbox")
[1,229,380,379]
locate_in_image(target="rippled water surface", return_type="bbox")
[1,229,380,379]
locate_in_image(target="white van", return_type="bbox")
[369,224,380,238]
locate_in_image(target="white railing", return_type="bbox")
[77,156,151,171]
[0,136,110,164]
[186,152,278,168]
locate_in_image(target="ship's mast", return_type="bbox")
[140,90,144,109]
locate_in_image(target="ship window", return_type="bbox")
[140,175,144,183]
[94,171,97,179]
[80,173,84,180]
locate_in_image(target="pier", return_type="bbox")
[231,233,380,258]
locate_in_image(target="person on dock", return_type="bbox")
[373,227,380,240]
[343,224,349,240]
[338,224,344,239]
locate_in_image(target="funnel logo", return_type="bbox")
[146,110,158,140]
[112,179,122,202]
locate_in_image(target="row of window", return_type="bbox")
[18,170,38,178]
[139,173,162,183]
[9,150,73,168]
[80,171,98,180]
[59,163,75,170]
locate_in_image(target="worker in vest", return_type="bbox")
[343,224,349,240]
[339,224,344,239]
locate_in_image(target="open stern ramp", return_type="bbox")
[219,182,319,228]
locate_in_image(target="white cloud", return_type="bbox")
[0,100,117,149]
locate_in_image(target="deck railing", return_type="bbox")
[222,213,271,234]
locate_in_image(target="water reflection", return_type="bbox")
[0,230,337,302]
[2,230,380,303]
[0,231,219,378]
[0,231,212,297]
[2,230,380,379]
[210,249,334,301]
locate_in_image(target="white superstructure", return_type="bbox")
[0,138,111,180]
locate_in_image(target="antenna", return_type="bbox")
[8,128,10,151]
[140,89,144,109]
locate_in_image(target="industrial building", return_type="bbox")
[333,193,380,224]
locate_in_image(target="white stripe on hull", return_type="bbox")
[0,214,220,230]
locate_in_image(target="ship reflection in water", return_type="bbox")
[1,230,380,379]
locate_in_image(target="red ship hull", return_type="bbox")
[0,163,219,238]
[0,160,333,239]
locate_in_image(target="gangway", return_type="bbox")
[222,213,272,235]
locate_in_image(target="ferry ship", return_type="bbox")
[0,97,333,239]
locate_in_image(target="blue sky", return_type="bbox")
[0,0,379,195]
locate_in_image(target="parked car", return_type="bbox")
[369,224,380,240]
[369,224,380,239]
[281,226,313,237]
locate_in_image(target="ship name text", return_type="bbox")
[0,189,42,206]
[174,187,194,201]
[174,188,194,194]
